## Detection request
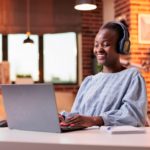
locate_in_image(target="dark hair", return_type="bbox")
[100,21,124,43]
[119,19,129,28]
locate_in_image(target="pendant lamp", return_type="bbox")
[23,0,34,44]
[23,32,34,44]
[74,0,97,11]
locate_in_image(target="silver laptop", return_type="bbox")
[1,84,84,133]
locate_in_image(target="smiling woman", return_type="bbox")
[60,21,147,128]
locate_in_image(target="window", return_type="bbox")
[7,32,78,83]
[8,34,39,81]
[43,32,77,83]
[0,34,2,62]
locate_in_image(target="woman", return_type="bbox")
[60,21,147,127]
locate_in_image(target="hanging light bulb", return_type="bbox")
[74,0,97,11]
[23,32,34,44]
[23,0,34,44]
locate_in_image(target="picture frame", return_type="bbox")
[138,14,150,44]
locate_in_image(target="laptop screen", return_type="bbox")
[2,84,61,133]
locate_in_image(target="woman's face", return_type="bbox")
[93,28,120,67]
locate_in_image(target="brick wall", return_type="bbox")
[81,0,103,79]
[114,0,150,116]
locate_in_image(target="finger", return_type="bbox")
[58,115,65,122]
[69,120,83,127]
[66,116,81,124]
[66,114,80,122]
[65,117,78,124]
[73,121,86,127]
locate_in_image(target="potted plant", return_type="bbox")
[16,74,33,84]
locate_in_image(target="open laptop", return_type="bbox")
[1,84,85,133]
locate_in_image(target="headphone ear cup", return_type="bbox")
[118,38,130,54]
[123,40,130,54]
[116,22,130,54]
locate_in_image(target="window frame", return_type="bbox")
[2,33,79,85]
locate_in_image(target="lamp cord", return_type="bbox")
[26,0,30,34]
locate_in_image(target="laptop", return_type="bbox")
[1,84,85,133]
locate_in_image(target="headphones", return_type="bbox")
[114,21,130,54]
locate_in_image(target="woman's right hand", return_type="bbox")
[58,114,65,122]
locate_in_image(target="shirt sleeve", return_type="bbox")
[101,73,147,127]
[71,75,92,113]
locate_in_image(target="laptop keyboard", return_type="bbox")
[60,125,85,132]
[0,120,8,127]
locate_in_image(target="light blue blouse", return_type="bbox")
[71,67,147,126]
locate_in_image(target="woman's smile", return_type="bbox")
[96,53,106,62]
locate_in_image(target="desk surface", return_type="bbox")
[0,127,150,150]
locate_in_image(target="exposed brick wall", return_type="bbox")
[114,0,150,117]
[130,0,150,118]
[81,0,103,79]
[114,0,130,22]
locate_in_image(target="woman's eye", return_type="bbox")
[94,44,99,48]
[103,42,110,47]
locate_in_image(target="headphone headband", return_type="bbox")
[113,21,130,54]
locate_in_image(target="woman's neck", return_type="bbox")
[102,63,125,73]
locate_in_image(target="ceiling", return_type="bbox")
[0,0,81,34]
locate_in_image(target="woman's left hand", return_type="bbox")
[65,114,103,127]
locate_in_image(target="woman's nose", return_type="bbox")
[94,47,104,53]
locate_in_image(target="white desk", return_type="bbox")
[0,127,150,150]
